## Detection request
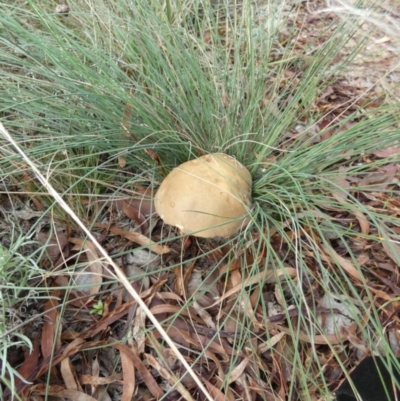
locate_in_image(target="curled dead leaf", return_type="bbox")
[95,223,170,255]
[61,357,80,391]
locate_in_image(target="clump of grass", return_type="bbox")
[1,0,400,399]
[0,224,46,400]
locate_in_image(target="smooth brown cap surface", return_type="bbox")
[154,153,252,238]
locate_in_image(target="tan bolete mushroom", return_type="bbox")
[154,153,252,238]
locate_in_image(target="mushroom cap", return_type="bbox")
[154,153,252,238]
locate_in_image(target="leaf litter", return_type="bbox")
[5,164,400,398]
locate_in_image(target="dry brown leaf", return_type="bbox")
[202,378,226,401]
[373,146,400,158]
[80,374,123,385]
[235,375,253,401]
[275,284,286,308]
[379,224,400,265]
[208,270,274,309]
[133,186,156,216]
[143,148,162,165]
[174,264,185,297]
[146,354,195,401]
[321,244,363,281]
[332,193,370,235]
[368,286,397,302]
[358,163,398,190]
[353,209,370,236]
[332,166,351,200]
[382,239,400,264]
[192,301,215,329]
[267,267,297,283]
[17,338,105,395]
[203,350,226,381]
[94,222,170,254]
[118,154,127,168]
[96,386,113,401]
[156,325,232,359]
[274,334,293,388]
[70,238,103,303]
[112,341,164,399]
[247,377,277,401]
[15,337,40,390]
[120,346,135,401]
[130,306,147,354]
[258,332,286,354]
[357,252,370,266]
[150,303,199,321]
[159,324,200,350]
[41,291,61,361]
[61,357,80,391]
[227,357,250,384]
[121,199,148,230]
[271,323,348,345]
[343,323,369,354]
[250,286,261,308]
[112,198,151,233]
[39,385,98,401]
[90,355,101,395]
[230,270,263,331]
[155,291,184,302]
[176,259,195,297]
